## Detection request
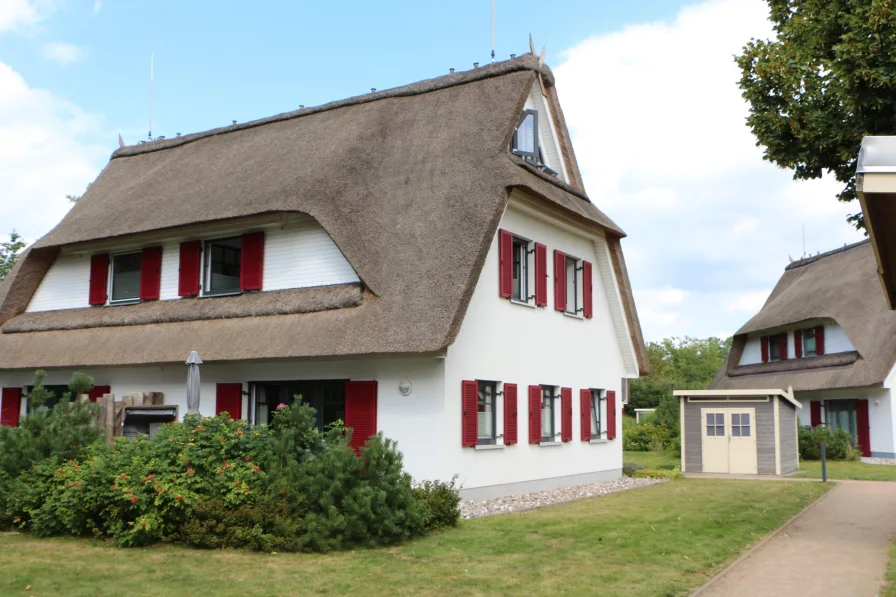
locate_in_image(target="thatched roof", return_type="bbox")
[0,55,647,373]
[710,240,896,391]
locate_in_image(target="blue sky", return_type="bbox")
[0,0,866,342]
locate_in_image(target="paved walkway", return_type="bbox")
[695,481,896,597]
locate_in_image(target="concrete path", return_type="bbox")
[695,481,896,597]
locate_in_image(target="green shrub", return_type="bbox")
[622,461,644,477]
[798,426,861,461]
[633,467,681,480]
[413,476,461,532]
[798,426,820,460]
[622,422,676,452]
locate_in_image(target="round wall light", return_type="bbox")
[399,379,413,396]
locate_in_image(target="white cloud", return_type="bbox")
[0,61,106,243]
[93,0,101,14]
[555,0,865,342]
[42,41,83,65]
[0,0,39,32]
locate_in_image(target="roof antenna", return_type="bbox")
[491,0,496,62]
[148,52,154,141]
[802,222,806,258]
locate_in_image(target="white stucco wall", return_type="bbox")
[26,214,357,312]
[442,195,635,497]
[523,83,568,182]
[739,320,856,366]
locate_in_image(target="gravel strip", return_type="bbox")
[861,457,896,466]
[460,476,664,519]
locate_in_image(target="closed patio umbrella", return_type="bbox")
[185,351,202,415]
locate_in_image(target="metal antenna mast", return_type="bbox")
[491,0,496,61]
[149,52,154,141]
[802,222,806,258]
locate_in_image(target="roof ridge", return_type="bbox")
[784,238,871,271]
[113,55,547,160]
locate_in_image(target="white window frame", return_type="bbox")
[590,388,606,439]
[564,255,584,317]
[202,236,243,297]
[511,235,534,306]
[511,109,539,160]
[801,327,817,357]
[108,250,143,305]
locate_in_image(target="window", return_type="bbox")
[251,380,346,429]
[590,389,605,438]
[512,237,530,302]
[204,237,242,296]
[802,328,817,357]
[565,256,580,315]
[511,109,539,159]
[25,384,69,413]
[110,251,142,303]
[731,413,751,437]
[768,333,784,361]
[477,381,497,445]
[541,385,556,442]
[705,412,725,436]
[825,400,858,446]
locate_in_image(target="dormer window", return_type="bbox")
[802,327,817,357]
[511,109,539,160]
[204,237,242,296]
[110,251,142,303]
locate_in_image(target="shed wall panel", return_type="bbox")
[683,399,777,475]
[778,399,798,473]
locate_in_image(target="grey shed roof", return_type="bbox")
[710,240,896,392]
[0,55,648,373]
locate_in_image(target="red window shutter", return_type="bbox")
[240,231,265,291]
[760,336,769,362]
[345,380,378,455]
[178,241,202,297]
[856,399,871,457]
[794,329,803,359]
[810,401,821,428]
[498,229,513,298]
[504,383,518,446]
[582,261,593,319]
[580,389,591,441]
[461,380,478,447]
[534,243,547,307]
[88,254,109,306]
[779,333,788,360]
[215,383,243,420]
[815,325,825,355]
[606,390,617,440]
[560,387,572,442]
[139,246,163,301]
[0,388,22,428]
[554,250,566,312]
[528,385,541,444]
[87,385,111,403]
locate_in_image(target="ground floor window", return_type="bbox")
[825,399,858,446]
[590,389,605,438]
[541,385,556,442]
[25,384,69,413]
[477,380,497,445]
[251,380,346,430]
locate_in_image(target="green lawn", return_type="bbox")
[0,479,829,597]
[886,540,896,597]
[794,460,896,481]
[624,450,680,469]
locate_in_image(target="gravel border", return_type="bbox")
[460,476,664,519]
[861,457,896,466]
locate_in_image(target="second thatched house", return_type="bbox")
[0,55,647,499]
[710,240,896,458]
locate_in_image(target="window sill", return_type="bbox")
[539,441,562,447]
[510,299,536,309]
[107,300,141,307]
[589,438,608,444]
[200,291,243,299]
[563,312,584,320]
[474,444,504,451]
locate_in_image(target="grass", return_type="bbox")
[886,540,896,597]
[624,449,680,469]
[794,459,896,481]
[0,479,829,597]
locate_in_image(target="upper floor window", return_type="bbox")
[204,237,242,296]
[110,252,142,303]
[590,389,605,439]
[477,380,497,446]
[765,332,787,362]
[512,109,539,159]
[512,236,530,302]
[541,384,556,442]
[565,256,580,315]
[801,327,817,357]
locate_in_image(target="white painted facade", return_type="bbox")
[739,319,856,366]
[524,84,568,183]
[26,214,358,312]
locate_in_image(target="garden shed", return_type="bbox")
[673,389,801,475]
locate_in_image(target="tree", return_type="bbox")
[627,336,732,416]
[0,230,25,282]
[736,0,896,230]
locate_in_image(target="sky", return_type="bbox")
[0,0,866,342]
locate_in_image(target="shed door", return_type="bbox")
[702,410,729,473]
[701,408,758,475]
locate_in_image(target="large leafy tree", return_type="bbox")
[737,0,896,230]
[0,231,25,282]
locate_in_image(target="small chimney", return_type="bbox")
[473,62,479,68]
[449,68,455,74]
[510,54,516,59]
[232,120,237,126]
[371,88,376,92]
[300,105,304,108]
[176,133,181,137]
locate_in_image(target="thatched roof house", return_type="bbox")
[710,240,896,458]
